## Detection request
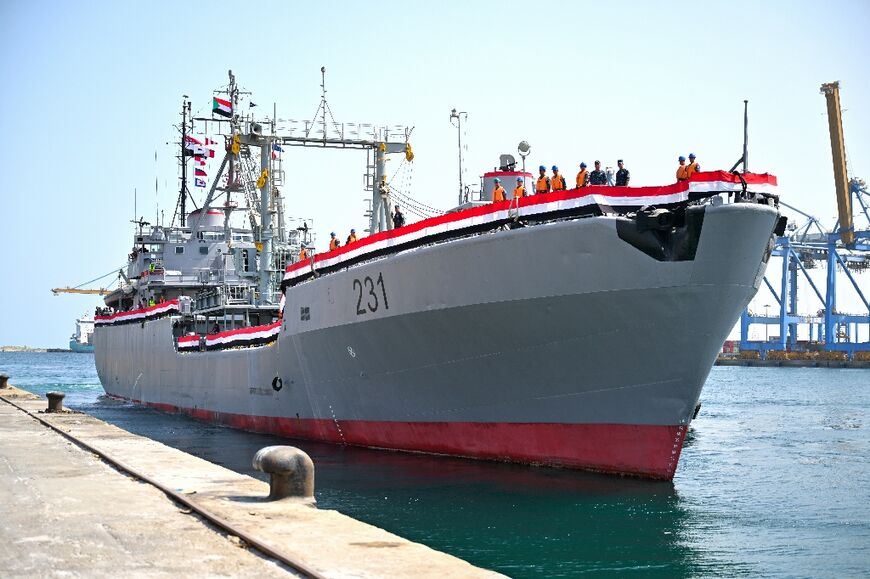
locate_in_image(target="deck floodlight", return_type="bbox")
[517,140,531,158]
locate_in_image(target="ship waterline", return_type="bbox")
[96,201,779,479]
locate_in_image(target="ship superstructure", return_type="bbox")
[93,72,785,479]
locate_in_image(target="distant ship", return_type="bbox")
[69,314,95,353]
[93,71,785,479]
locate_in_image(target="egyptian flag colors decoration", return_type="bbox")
[213,97,233,118]
[183,135,202,156]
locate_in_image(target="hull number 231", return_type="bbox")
[353,273,389,315]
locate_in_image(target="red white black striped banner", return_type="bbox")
[95,300,180,327]
[177,321,282,353]
[283,171,777,284]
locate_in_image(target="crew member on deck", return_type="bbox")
[686,153,700,178]
[329,232,340,251]
[615,159,630,186]
[576,162,588,188]
[514,177,526,198]
[551,166,566,191]
[492,178,506,202]
[393,205,406,229]
[589,160,608,185]
[346,229,357,245]
[536,165,550,194]
[298,243,308,261]
[676,156,689,181]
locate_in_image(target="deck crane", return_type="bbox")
[51,287,110,296]
[51,267,121,297]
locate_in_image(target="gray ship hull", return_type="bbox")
[95,202,778,479]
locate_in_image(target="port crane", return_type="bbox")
[739,81,870,359]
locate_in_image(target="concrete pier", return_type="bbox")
[0,385,502,578]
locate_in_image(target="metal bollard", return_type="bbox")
[0,374,8,389]
[252,446,315,502]
[46,391,66,413]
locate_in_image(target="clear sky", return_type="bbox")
[1,0,868,347]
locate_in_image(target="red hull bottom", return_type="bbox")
[129,399,688,480]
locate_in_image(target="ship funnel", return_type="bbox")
[188,208,223,228]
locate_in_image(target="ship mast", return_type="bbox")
[189,69,412,306]
[176,96,192,226]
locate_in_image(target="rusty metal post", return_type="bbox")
[252,446,315,502]
[46,391,65,412]
[0,374,8,389]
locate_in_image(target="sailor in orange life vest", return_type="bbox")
[686,153,700,178]
[536,165,550,194]
[676,156,689,181]
[576,162,588,188]
[492,177,506,203]
[346,228,357,245]
[551,165,566,191]
[514,176,526,198]
[298,243,308,261]
[329,232,340,251]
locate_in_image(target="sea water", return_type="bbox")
[2,351,868,577]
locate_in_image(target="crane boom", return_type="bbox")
[51,287,109,296]
[820,81,855,246]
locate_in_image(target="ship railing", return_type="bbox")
[194,284,255,310]
[155,272,208,285]
[272,118,411,144]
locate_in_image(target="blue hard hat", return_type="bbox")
[689,153,696,159]
[516,177,523,182]
[494,177,501,183]
[679,156,686,162]
[552,165,558,171]
[351,228,355,233]
[580,162,587,168]
[330,231,335,236]
[539,165,546,171]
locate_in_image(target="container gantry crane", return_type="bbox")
[739,81,870,359]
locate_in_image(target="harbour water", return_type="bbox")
[2,351,867,577]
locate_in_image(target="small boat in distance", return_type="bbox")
[69,314,95,353]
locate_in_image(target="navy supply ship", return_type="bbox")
[94,71,785,479]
